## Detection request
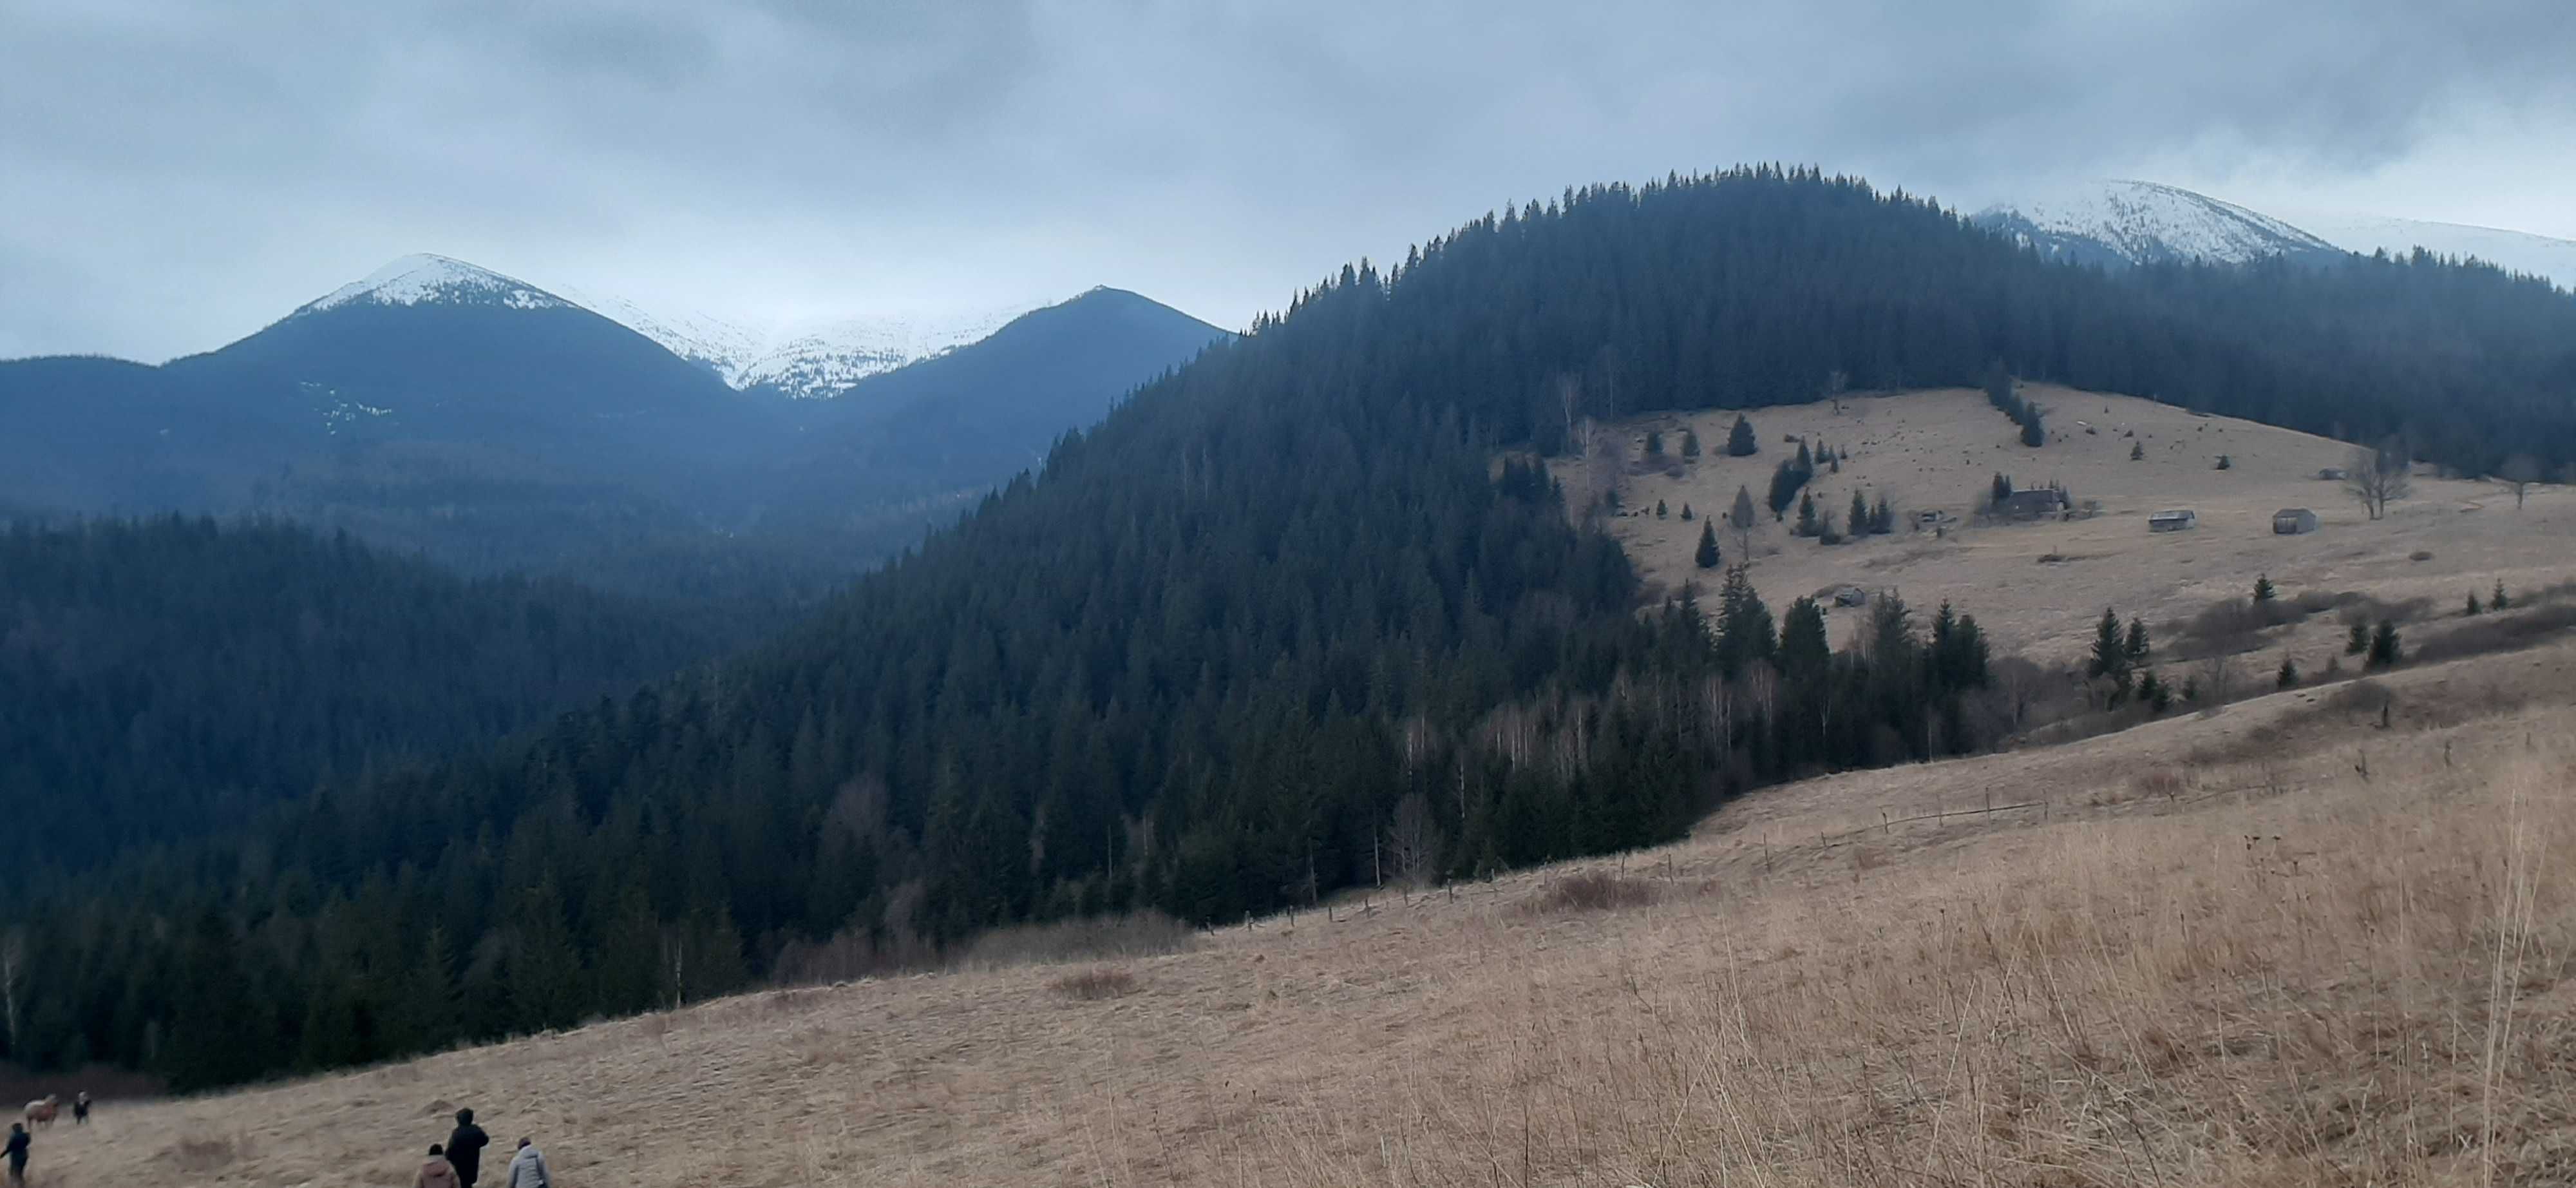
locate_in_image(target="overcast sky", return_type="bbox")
[6,0,2573,361]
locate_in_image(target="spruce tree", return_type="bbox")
[1656,499,1669,519]
[1694,521,1721,570]
[1646,431,1665,457]
[2021,408,2046,448]
[2367,620,2401,669]
[1726,414,1757,457]
[1681,429,1701,458]
[2466,591,2483,616]
[2087,609,2126,680]
[2124,617,2150,666]
[2345,622,2369,654]
[1849,489,1870,538]
[1795,492,1820,537]
[2493,580,2510,609]
[1680,503,1694,521]
[2253,574,2275,606]
[1729,485,1757,532]
[2277,656,2300,689]
[2138,670,2168,714]
[2130,440,2145,461]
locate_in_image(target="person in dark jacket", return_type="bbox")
[446,1108,491,1187]
[5,1122,27,1185]
[71,1092,89,1125]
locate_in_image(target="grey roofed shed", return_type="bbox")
[2273,508,2318,534]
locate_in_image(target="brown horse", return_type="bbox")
[22,1096,57,1128]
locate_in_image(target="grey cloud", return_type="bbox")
[2,0,2570,360]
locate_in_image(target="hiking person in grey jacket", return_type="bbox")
[506,1136,551,1188]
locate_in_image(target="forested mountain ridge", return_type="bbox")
[10,166,2576,1092]
[0,515,718,894]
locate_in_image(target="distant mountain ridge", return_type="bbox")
[1,256,1233,599]
[551,283,1053,400]
[1974,180,2576,294]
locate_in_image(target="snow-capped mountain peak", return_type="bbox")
[1973,180,2340,268]
[294,254,571,316]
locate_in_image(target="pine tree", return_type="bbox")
[2276,656,2300,689]
[2465,591,2483,616]
[1849,489,1870,538]
[1646,431,1665,457]
[2214,454,2233,470]
[1655,499,1669,519]
[1727,414,1757,457]
[1681,429,1701,458]
[1871,494,1894,534]
[2345,622,2369,655]
[1680,503,1693,521]
[1694,522,1720,570]
[2253,575,2275,605]
[2367,620,2401,669]
[2138,670,2168,714]
[1778,597,1831,676]
[1729,486,1757,532]
[2130,440,2145,461]
[2020,408,2046,448]
[2123,617,2150,666]
[1795,492,1820,537]
[2087,609,2126,680]
[2493,580,2511,609]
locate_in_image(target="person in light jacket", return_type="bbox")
[506,1136,551,1188]
[416,1143,460,1188]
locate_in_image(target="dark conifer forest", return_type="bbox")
[6,166,2574,1091]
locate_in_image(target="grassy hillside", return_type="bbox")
[1580,385,2576,664]
[40,626,2576,1186]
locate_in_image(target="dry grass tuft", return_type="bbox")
[1046,967,1141,1001]
[1522,870,1662,914]
[158,1136,246,1174]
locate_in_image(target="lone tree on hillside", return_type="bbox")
[2252,574,2275,606]
[1728,484,1758,557]
[2130,439,2145,461]
[2500,453,2541,510]
[1694,521,1721,570]
[1680,429,1701,459]
[1726,414,1758,457]
[2343,437,2413,520]
[2367,620,2402,669]
[2277,655,2301,689]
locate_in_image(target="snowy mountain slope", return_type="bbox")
[293,254,571,316]
[732,300,1050,399]
[548,285,766,381]
[548,287,1052,399]
[2265,211,2576,293]
[1973,180,2342,269]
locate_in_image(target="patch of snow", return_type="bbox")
[295,254,570,316]
[2264,211,2576,294]
[558,292,1056,399]
[1977,180,2337,266]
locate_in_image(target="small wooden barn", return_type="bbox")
[2148,509,2198,532]
[1998,488,2069,519]
[2273,508,2319,535]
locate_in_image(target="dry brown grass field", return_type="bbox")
[1564,386,2576,665]
[36,621,2576,1186]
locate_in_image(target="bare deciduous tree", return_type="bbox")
[1383,792,1443,890]
[2342,439,2413,521]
